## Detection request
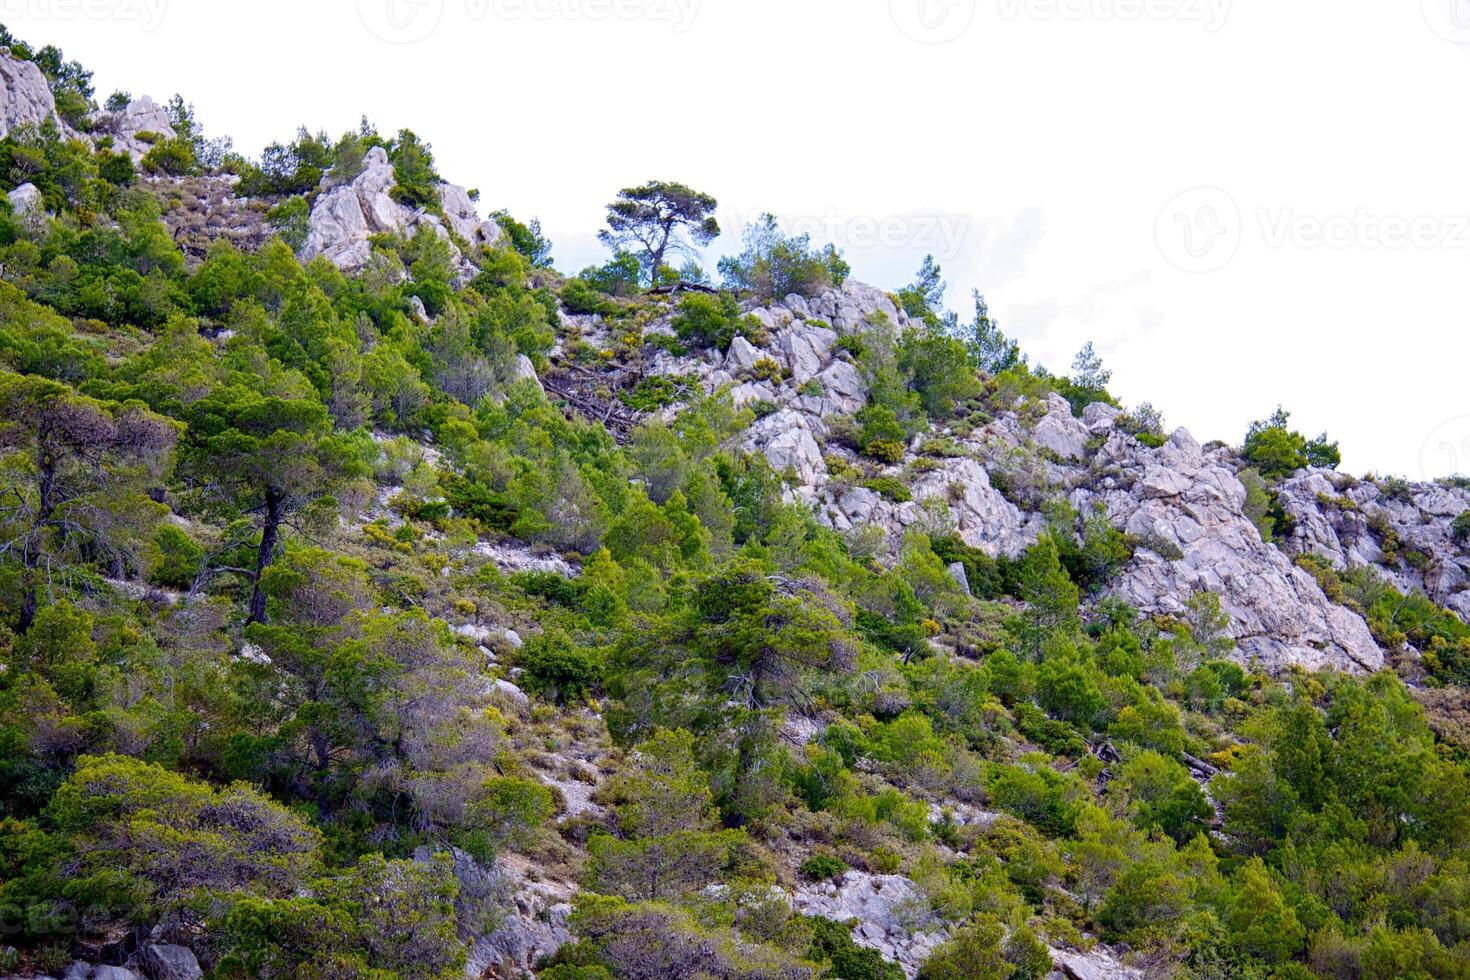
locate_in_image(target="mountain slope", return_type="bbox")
[1,34,1470,980]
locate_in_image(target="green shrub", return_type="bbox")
[864,439,906,465]
[750,357,783,382]
[1242,407,1340,477]
[862,476,912,503]
[1453,511,1470,546]
[97,150,136,187]
[561,277,616,316]
[798,853,849,881]
[670,291,748,352]
[579,251,643,297]
[266,196,311,251]
[141,137,196,176]
[808,916,903,980]
[465,776,554,854]
[517,629,601,703]
[386,128,441,210]
[620,375,690,412]
[149,523,203,590]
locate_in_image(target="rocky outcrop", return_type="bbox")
[1073,428,1382,672]
[0,50,60,138]
[1048,946,1142,980]
[1278,470,1470,621]
[301,147,500,277]
[635,279,1385,674]
[794,871,946,978]
[464,853,576,977]
[97,95,175,160]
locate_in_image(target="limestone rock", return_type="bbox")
[777,322,837,382]
[1075,431,1383,673]
[0,51,60,137]
[7,181,43,222]
[764,425,827,487]
[1033,395,1090,460]
[490,678,530,706]
[99,95,176,160]
[724,335,763,375]
[794,871,944,978]
[1049,946,1142,980]
[911,457,1039,557]
[466,853,576,977]
[1278,470,1470,620]
[301,147,496,279]
[140,944,202,980]
[512,354,543,394]
[1082,401,1124,435]
[90,968,139,980]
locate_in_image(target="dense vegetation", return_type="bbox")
[1,28,1469,980]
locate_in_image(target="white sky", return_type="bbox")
[11,0,1470,479]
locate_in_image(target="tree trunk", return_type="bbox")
[246,488,282,625]
[17,453,58,632]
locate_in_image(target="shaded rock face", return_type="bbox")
[0,51,59,138]
[301,147,501,277]
[465,853,576,978]
[1278,470,1470,621]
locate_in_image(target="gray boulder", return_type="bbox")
[1032,394,1091,460]
[140,944,201,980]
[91,968,140,980]
[8,182,43,221]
